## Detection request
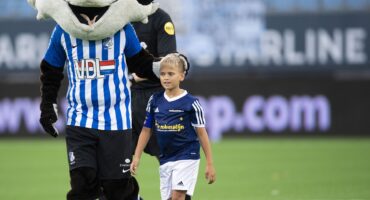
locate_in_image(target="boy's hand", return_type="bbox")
[205,164,216,184]
[130,157,140,175]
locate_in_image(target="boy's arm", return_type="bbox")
[196,127,216,184]
[130,127,152,175]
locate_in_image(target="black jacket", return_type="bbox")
[131,8,177,89]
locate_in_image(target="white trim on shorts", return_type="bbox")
[159,159,200,200]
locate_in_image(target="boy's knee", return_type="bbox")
[67,167,101,200]
[171,190,187,200]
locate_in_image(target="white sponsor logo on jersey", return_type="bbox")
[74,59,116,80]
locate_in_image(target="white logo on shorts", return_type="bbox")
[121,158,131,173]
[69,152,75,165]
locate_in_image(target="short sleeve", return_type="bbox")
[191,99,206,127]
[43,26,66,67]
[124,23,142,58]
[143,95,155,128]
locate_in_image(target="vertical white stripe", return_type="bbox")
[118,29,128,129]
[108,38,118,130]
[82,39,94,128]
[60,36,73,125]
[67,60,75,125]
[146,95,154,112]
[117,56,126,129]
[123,55,131,128]
[192,103,201,125]
[66,62,72,125]
[84,78,93,128]
[122,30,131,129]
[195,100,206,124]
[95,40,106,130]
[69,37,83,126]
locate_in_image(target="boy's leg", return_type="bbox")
[171,190,186,200]
[171,160,200,199]
[159,162,173,200]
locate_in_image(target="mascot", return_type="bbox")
[27,0,187,199]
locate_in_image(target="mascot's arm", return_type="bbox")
[126,48,160,82]
[40,60,64,104]
[39,60,64,137]
[40,25,65,105]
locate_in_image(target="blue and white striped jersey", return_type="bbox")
[44,24,142,131]
[144,90,206,165]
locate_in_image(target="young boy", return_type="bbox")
[130,53,216,200]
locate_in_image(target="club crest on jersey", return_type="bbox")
[74,59,116,79]
[102,37,113,49]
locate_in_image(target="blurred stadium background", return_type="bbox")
[1,0,370,199]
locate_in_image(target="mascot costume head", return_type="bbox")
[28,0,158,40]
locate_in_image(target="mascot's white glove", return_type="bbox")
[152,60,161,78]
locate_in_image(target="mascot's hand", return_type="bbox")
[152,59,161,78]
[40,102,59,137]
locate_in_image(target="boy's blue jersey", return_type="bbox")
[144,91,206,165]
[43,24,142,131]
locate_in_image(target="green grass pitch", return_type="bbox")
[0,138,370,200]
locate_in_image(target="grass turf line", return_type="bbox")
[0,138,369,200]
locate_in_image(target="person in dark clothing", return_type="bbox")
[131,2,177,160]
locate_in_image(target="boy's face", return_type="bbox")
[159,63,185,91]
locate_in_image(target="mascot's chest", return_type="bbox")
[63,30,126,58]
[61,30,127,80]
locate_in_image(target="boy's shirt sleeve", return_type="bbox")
[143,95,155,128]
[43,26,66,67]
[191,99,206,127]
[124,23,142,58]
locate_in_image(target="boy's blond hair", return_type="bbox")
[160,53,188,73]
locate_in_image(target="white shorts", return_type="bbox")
[159,159,200,200]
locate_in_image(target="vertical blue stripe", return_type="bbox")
[77,39,88,127]
[121,56,131,129]
[113,32,123,129]
[90,40,99,129]
[102,40,111,130]
[64,33,78,126]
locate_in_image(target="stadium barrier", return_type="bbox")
[1,79,370,140]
